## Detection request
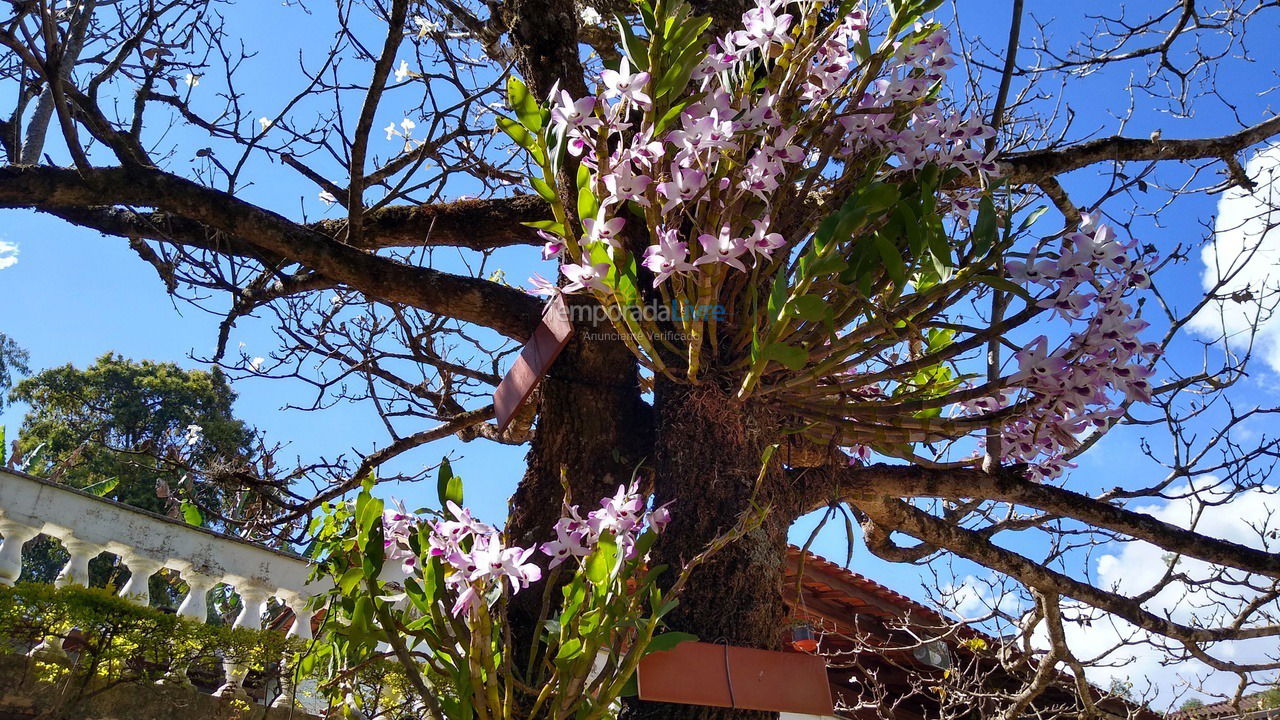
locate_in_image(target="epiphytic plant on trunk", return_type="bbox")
[505,0,1157,483]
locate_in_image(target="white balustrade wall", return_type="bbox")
[0,467,321,703]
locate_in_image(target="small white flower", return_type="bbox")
[399,118,416,134]
[385,122,399,141]
[318,190,338,205]
[414,16,442,37]
[250,356,265,371]
[331,293,345,307]
[184,72,200,87]
[185,424,203,447]
[258,116,273,132]
[394,59,412,83]
[579,5,602,24]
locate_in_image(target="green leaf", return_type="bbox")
[858,182,901,215]
[496,116,535,153]
[586,531,617,586]
[760,442,778,467]
[444,476,464,509]
[668,14,711,55]
[1016,205,1049,234]
[645,631,698,655]
[924,221,954,280]
[787,295,828,322]
[767,265,789,320]
[437,458,463,509]
[362,521,385,576]
[180,500,203,527]
[338,567,364,595]
[654,100,689,133]
[548,122,569,178]
[403,577,434,615]
[530,175,558,203]
[637,0,656,35]
[972,195,998,255]
[355,492,384,536]
[521,219,566,235]
[82,477,119,497]
[556,637,585,661]
[614,15,650,71]
[588,241,640,305]
[578,186,599,224]
[872,235,907,287]
[974,274,1035,302]
[762,342,808,371]
[655,42,706,99]
[506,76,542,131]
[926,328,956,354]
[896,204,924,257]
[806,254,849,276]
[351,596,375,636]
[613,249,641,305]
[632,529,659,559]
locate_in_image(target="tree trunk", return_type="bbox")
[508,332,651,545]
[506,329,651,660]
[628,380,796,720]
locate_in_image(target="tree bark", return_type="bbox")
[628,381,796,720]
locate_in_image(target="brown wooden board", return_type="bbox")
[493,294,574,432]
[637,641,834,716]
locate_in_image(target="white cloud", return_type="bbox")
[941,573,1023,621]
[1189,145,1280,371]
[1038,479,1280,706]
[0,239,17,270]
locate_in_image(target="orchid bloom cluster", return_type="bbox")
[312,473,707,720]
[506,0,1160,480]
[957,215,1159,481]
[540,482,671,566]
[524,0,999,300]
[380,482,669,617]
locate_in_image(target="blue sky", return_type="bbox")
[2,0,1279,702]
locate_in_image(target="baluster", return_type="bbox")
[0,517,40,585]
[215,581,272,698]
[30,534,102,661]
[116,550,164,605]
[156,567,218,686]
[279,591,314,640]
[270,591,315,709]
[232,584,271,630]
[174,566,217,621]
[55,536,102,588]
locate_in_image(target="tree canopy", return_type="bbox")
[8,354,273,591]
[11,353,256,516]
[0,332,27,412]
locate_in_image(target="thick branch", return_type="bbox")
[836,463,1280,579]
[1001,114,1280,184]
[0,165,542,340]
[854,493,1279,644]
[322,194,549,250]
